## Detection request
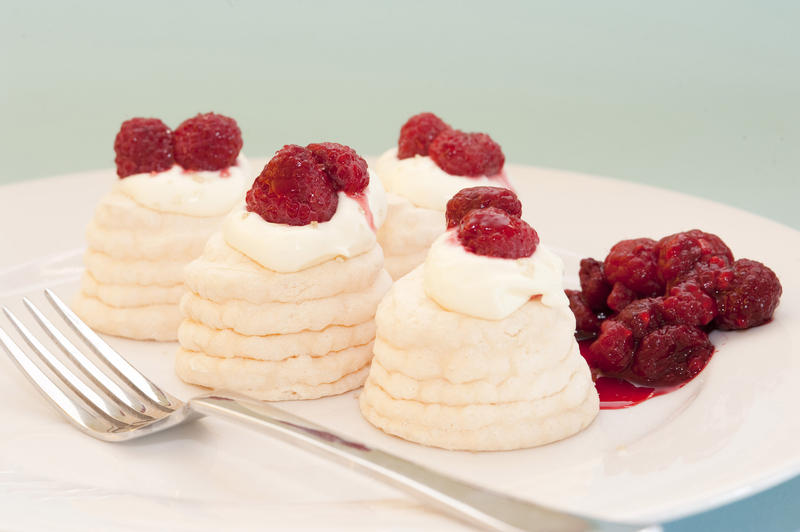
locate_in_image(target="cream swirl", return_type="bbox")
[116,155,250,217]
[375,148,511,212]
[223,174,387,273]
[423,231,567,320]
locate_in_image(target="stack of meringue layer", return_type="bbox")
[360,232,599,451]
[374,147,512,280]
[176,180,392,401]
[73,157,249,341]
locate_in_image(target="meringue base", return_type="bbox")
[72,292,182,342]
[359,267,599,451]
[177,232,390,401]
[377,193,443,280]
[360,383,598,452]
[74,189,224,341]
[178,319,376,361]
[176,344,373,401]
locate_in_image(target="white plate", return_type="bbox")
[0,164,798,531]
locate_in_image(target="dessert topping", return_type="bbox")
[174,112,243,171]
[429,129,505,177]
[307,142,369,195]
[423,189,564,320]
[114,118,174,178]
[457,207,538,259]
[246,145,339,226]
[397,112,451,159]
[445,186,522,229]
[225,159,386,273]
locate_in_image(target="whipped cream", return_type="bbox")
[223,173,387,273]
[375,148,511,212]
[116,155,250,217]
[423,231,567,320]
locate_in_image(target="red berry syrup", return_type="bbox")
[579,340,686,409]
[350,192,375,232]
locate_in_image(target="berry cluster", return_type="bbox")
[246,142,369,226]
[567,230,782,386]
[396,113,505,177]
[114,113,242,178]
[445,187,537,259]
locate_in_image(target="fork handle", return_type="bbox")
[189,392,653,532]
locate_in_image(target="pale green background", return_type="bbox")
[2,1,799,230]
[2,1,799,530]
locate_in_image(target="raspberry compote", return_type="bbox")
[567,229,782,409]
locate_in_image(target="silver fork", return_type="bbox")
[0,289,659,532]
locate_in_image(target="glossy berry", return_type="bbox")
[566,289,601,336]
[246,145,338,226]
[568,229,780,391]
[445,187,521,229]
[629,325,713,386]
[173,112,242,171]
[656,230,733,288]
[397,112,451,159]
[579,258,612,312]
[307,142,369,194]
[457,207,539,259]
[589,320,635,374]
[714,259,782,330]
[616,298,664,340]
[661,281,717,327]
[429,129,505,177]
[603,238,663,297]
[114,118,174,178]
[675,255,735,295]
[606,282,637,312]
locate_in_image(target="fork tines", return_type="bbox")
[0,289,179,439]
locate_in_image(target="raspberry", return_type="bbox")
[675,255,735,295]
[445,187,521,229]
[603,238,663,297]
[616,298,664,340]
[397,112,451,159]
[307,142,369,194]
[606,282,637,312]
[577,228,780,390]
[714,259,782,330]
[429,129,505,177]
[579,258,612,311]
[113,118,174,178]
[589,320,635,373]
[566,290,601,336]
[656,230,733,288]
[629,325,713,386]
[245,145,338,226]
[173,112,242,171]
[661,281,717,327]
[457,207,539,259]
